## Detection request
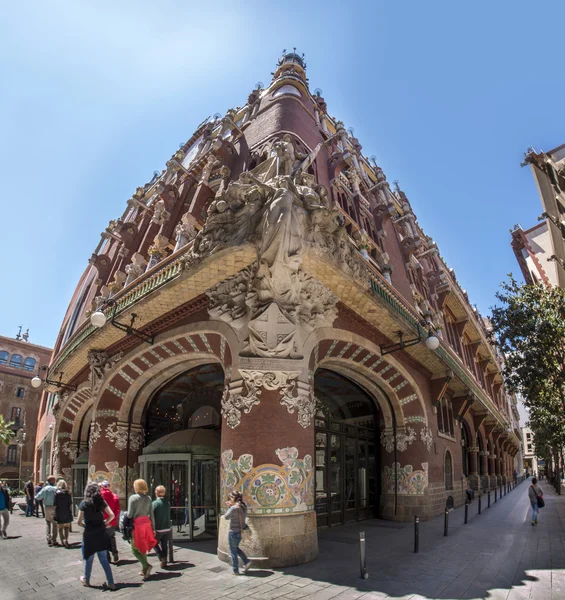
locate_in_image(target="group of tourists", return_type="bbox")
[3,473,254,589]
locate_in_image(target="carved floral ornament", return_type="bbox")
[88,349,124,395]
[221,370,316,429]
[381,424,433,453]
[105,422,144,452]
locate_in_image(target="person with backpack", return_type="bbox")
[528,477,544,526]
[53,480,73,547]
[224,491,251,575]
[24,478,35,517]
[100,481,120,564]
[35,481,45,518]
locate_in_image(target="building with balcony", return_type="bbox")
[514,144,565,288]
[0,332,52,489]
[40,51,521,567]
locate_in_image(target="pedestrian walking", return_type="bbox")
[24,478,35,517]
[100,480,120,564]
[77,482,117,590]
[224,491,251,575]
[152,485,172,568]
[54,480,73,548]
[127,479,156,580]
[528,476,544,526]
[35,475,58,546]
[0,481,10,539]
[35,481,45,518]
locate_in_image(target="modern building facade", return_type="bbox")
[40,52,521,566]
[0,333,52,489]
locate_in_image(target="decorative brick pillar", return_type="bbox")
[88,406,144,503]
[218,368,317,568]
[488,454,497,488]
[467,447,480,490]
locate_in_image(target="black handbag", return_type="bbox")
[537,496,545,508]
[120,513,134,541]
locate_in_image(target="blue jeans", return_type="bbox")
[25,498,35,517]
[84,551,115,585]
[532,501,539,522]
[228,531,248,573]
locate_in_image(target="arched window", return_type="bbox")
[444,450,453,490]
[8,354,22,369]
[0,351,8,365]
[23,357,36,372]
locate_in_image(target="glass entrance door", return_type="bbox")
[140,453,220,542]
[191,458,219,538]
[146,459,191,540]
[314,368,380,527]
[71,466,88,516]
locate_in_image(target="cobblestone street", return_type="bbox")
[1,481,564,600]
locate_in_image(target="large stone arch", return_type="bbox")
[304,328,430,432]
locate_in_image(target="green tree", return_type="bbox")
[489,277,565,490]
[0,415,15,446]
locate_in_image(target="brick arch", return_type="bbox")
[54,382,94,444]
[92,321,237,423]
[305,328,429,430]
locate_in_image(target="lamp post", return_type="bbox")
[14,428,27,492]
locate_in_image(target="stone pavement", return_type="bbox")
[0,481,564,600]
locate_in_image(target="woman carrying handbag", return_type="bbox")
[224,491,251,575]
[528,477,544,526]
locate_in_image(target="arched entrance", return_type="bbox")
[314,368,381,527]
[139,363,224,541]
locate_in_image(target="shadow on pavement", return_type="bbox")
[279,481,564,599]
[163,561,194,571]
[148,571,182,581]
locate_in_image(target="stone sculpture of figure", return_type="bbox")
[124,252,147,286]
[174,212,197,252]
[151,198,170,228]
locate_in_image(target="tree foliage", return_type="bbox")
[0,415,15,446]
[489,277,565,453]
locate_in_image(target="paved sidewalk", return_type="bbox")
[0,481,563,599]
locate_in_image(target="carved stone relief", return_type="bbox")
[88,350,124,396]
[420,426,433,452]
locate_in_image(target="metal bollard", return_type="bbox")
[488,491,491,508]
[444,509,449,537]
[478,494,482,515]
[464,501,469,524]
[359,531,368,579]
[494,488,497,503]
[414,516,419,553]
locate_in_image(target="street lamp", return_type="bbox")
[380,320,440,356]
[90,298,154,345]
[31,366,77,392]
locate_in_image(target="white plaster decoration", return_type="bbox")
[105,422,130,451]
[129,430,144,452]
[396,427,417,452]
[420,426,433,452]
[61,441,78,462]
[88,421,102,447]
[88,350,124,395]
[272,84,302,98]
[52,442,61,475]
[280,384,316,428]
[381,431,395,453]
[221,388,260,429]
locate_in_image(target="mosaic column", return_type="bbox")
[218,367,317,568]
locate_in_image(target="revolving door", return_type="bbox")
[138,429,221,542]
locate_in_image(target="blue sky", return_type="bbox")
[1,1,563,349]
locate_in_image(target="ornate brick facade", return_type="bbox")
[40,51,520,567]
